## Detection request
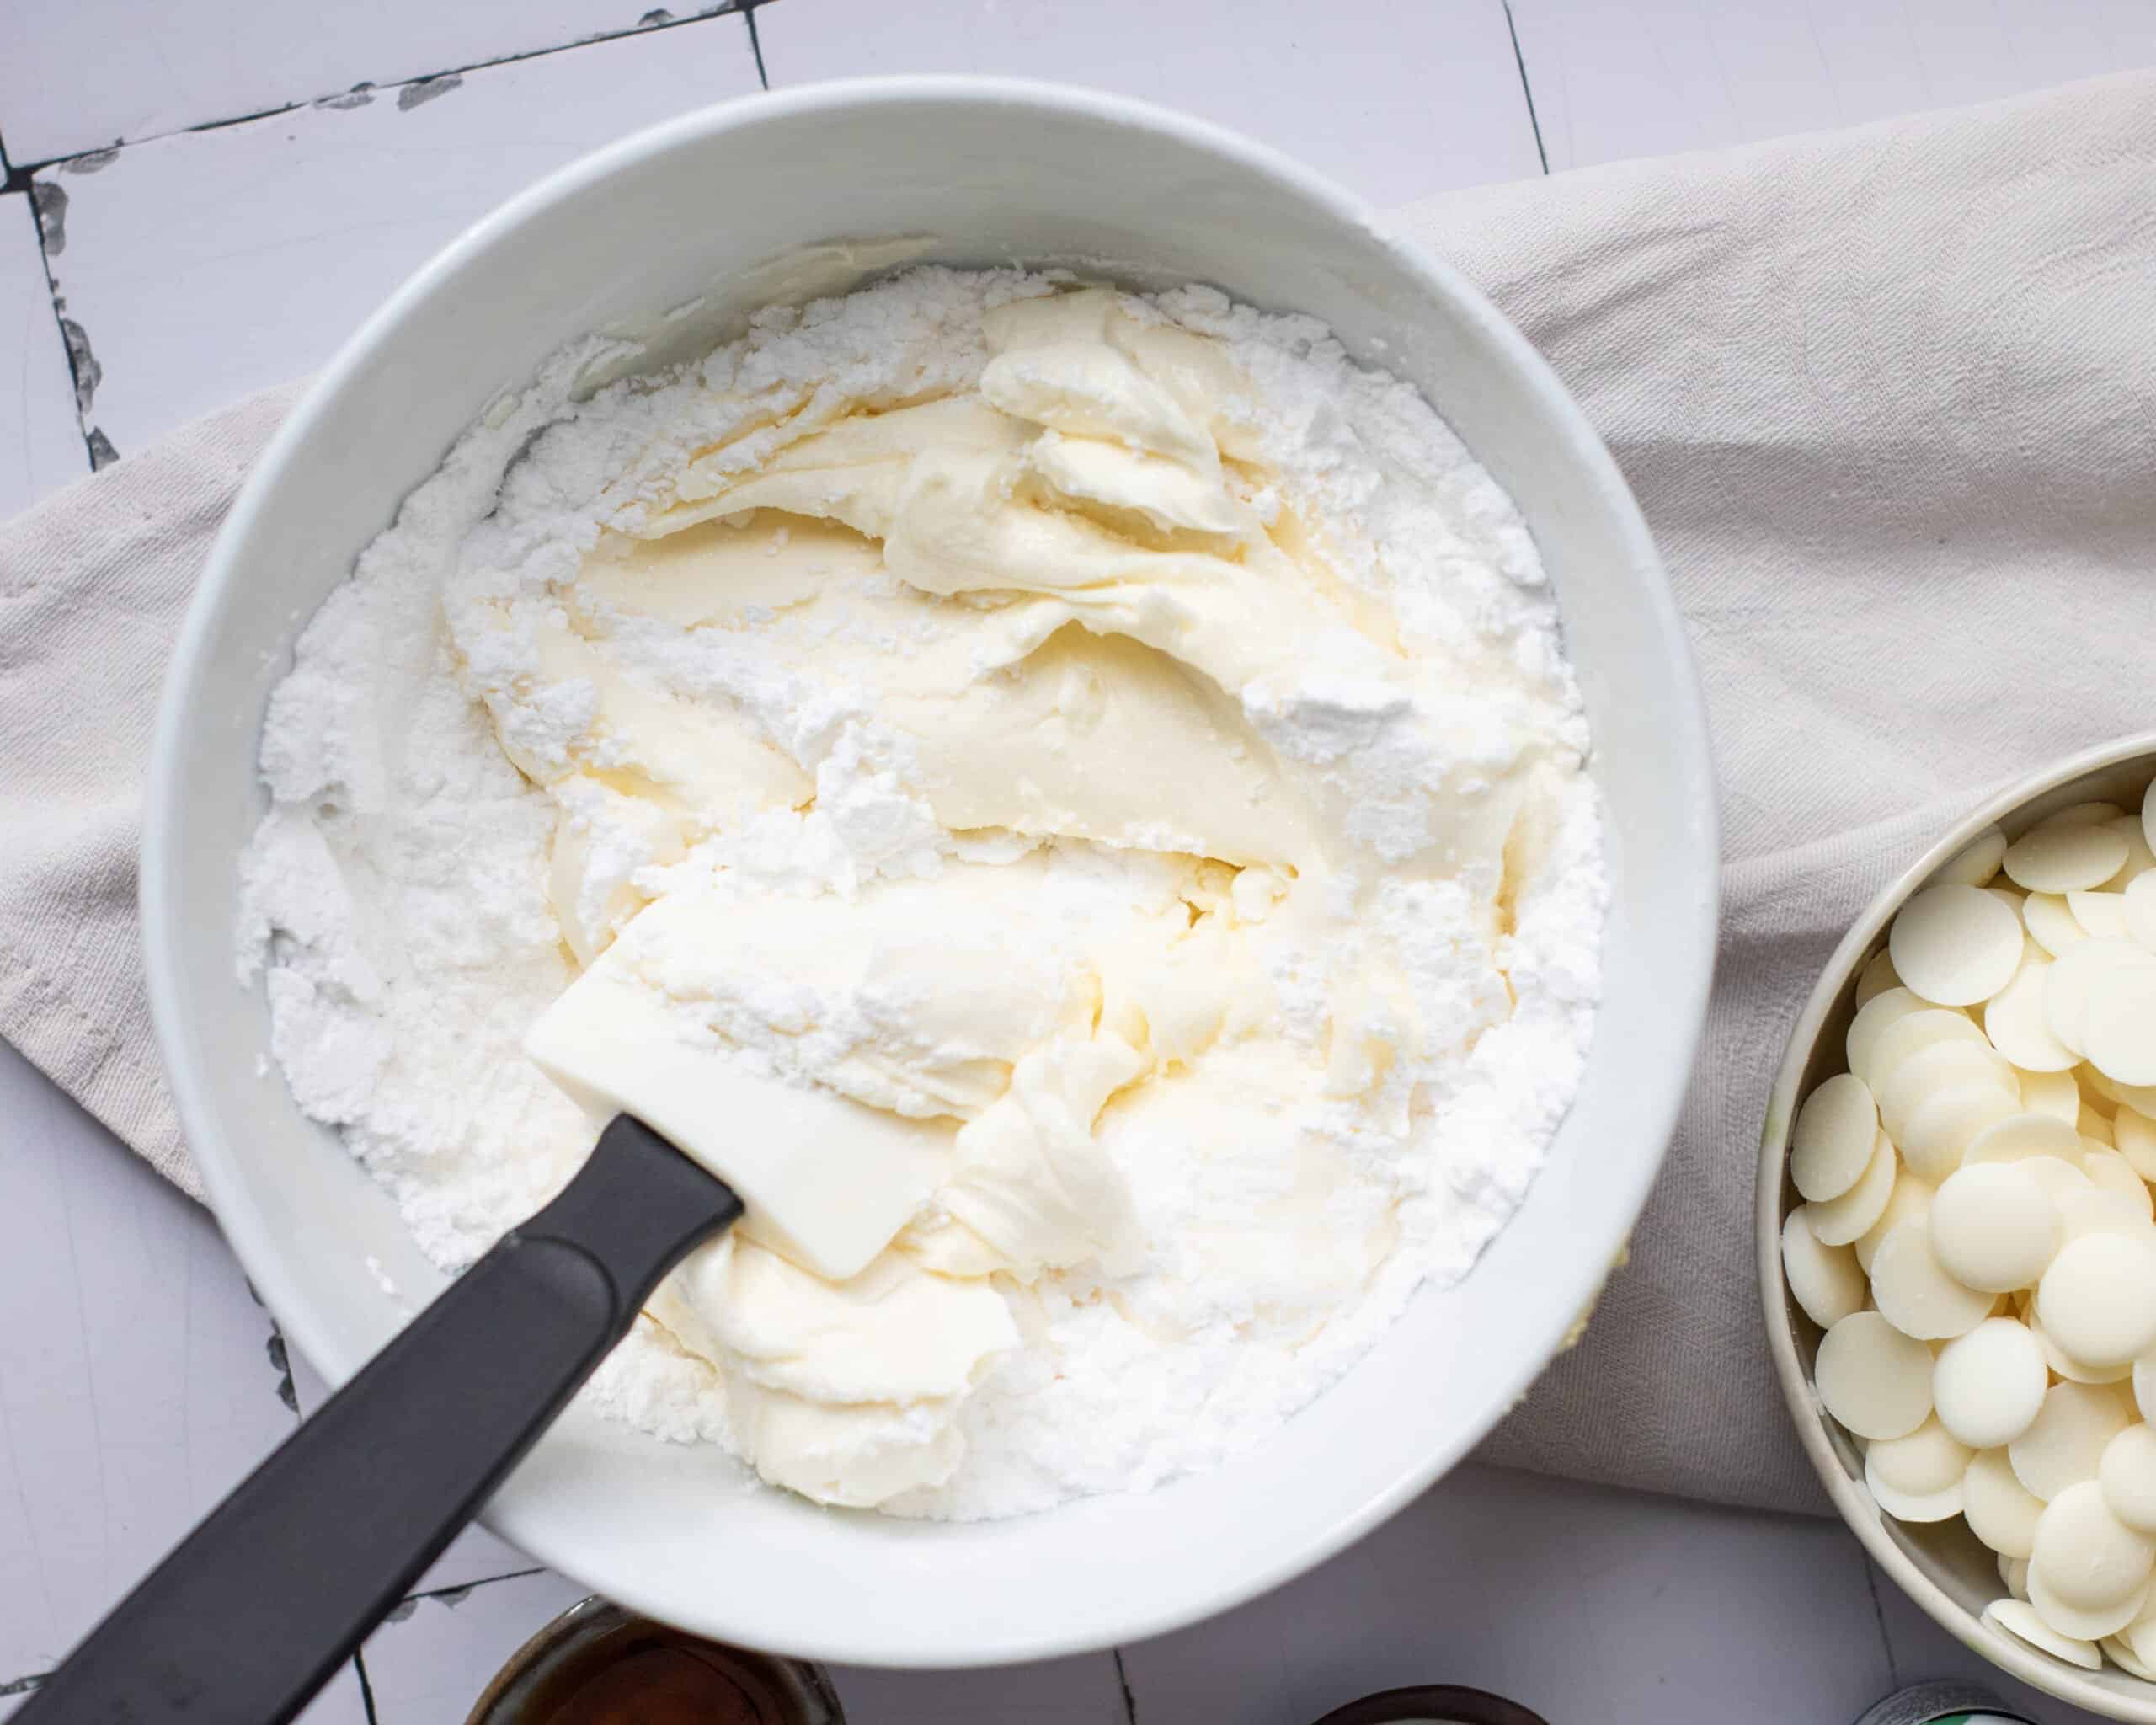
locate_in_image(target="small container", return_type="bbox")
[1853,1680,2038,1724]
[1310,1686,1549,1725]
[1759,731,2156,1723]
[465,1597,843,1724]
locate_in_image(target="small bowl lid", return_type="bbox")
[1309,1685,1549,1725]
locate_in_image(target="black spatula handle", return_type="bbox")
[18,1115,739,1725]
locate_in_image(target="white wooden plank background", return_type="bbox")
[2,3,2151,1719]
[0,202,81,520]
[32,19,763,460]
[1511,0,2156,173]
[750,0,1545,207]
[0,2,741,165]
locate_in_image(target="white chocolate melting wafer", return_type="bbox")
[2086,1065,2156,1119]
[1847,989,1940,1090]
[2105,1633,2156,1680]
[1855,948,1903,1007]
[1898,1087,2021,1183]
[2074,889,2132,941]
[2052,1187,2154,1249]
[1985,1596,2100,1669]
[1865,1008,1988,1099]
[2012,1381,2135,1501]
[1965,1445,2046,1557]
[1782,1209,1865,1330]
[1870,1220,1996,1340]
[2006,823,2132,895]
[2015,1156,2095,1202]
[2127,873,2156,952]
[1891,884,2028,1007]
[2116,1105,2156,1180]
[1790,1072,1881,1201]
[2081,1149,2156,1220]
[2047,940,2156,1060]
[1807,1131,1898,1247]
[2032,1478,2155,1608]
[1963,1111,2085,1166]
[2087,970,2156,1088]
[1816,1311,1933,1440]
[2031,1309,2134,1385]
[2041,803,2127,831]
[2103,1424,2156,1533]
[1865,1415,1970,1522]
[1984,958,2078,1073]
[1934,1318,2048,1449]
[2108,820,2156,886]
[1870,1414,1972,1494]
[2016,1067,2084,1124]
[1881,1040,2015,1135]
[1865,1459,1963,1522]
[1929,1166,2060,1293]
[1934,825,2009,889]
[1855,1172,1935,1275]
[2026,892,2092,959]
[2029,1565,2149,1642]
[2041,1234,2156,1367]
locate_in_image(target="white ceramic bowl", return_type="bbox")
[142,78,1716,1666]
[1760,733,2156,1722]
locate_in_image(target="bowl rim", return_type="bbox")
[142,74,1716,1663]
[1758,729,2156,1722]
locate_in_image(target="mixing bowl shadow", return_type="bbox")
[1758,732,2156,1722]
[143,78,1716,1665]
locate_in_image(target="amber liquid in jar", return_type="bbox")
[467,1602,841,1725]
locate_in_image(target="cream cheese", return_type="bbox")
[240,269,1607,1519]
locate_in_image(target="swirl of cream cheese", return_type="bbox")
[449,284,1588,1509]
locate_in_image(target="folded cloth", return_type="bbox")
[3,71,2153,1510]
[1406,68,2156,1512]
[0,384,298,1200]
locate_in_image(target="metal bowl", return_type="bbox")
[1758,731,2156,1722]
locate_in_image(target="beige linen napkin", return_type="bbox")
[0,384,296,1200]
[4,71,2153,1510]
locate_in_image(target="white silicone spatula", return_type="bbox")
[22,933,941,1724]
[524,921,953,1280]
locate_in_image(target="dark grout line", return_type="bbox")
[13,186,108,473]
[1862,1557,1899,1688]
[406,1566,545,1605]
[1502,0,1550,176]
[352,1648,381,1724]
[2,0,768,179]
[265,1322,299,1414]
[1113,1648,1139,1723]
[744,0,771,89]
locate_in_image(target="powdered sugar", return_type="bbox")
[237,266,1606,1520]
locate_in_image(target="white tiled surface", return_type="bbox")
[751,0,1544,208]
[2,3,2151,1720]
[1510,0,2156,174]
[0,202,81,520]
[35,19,762,461]
[0,3,739,165]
